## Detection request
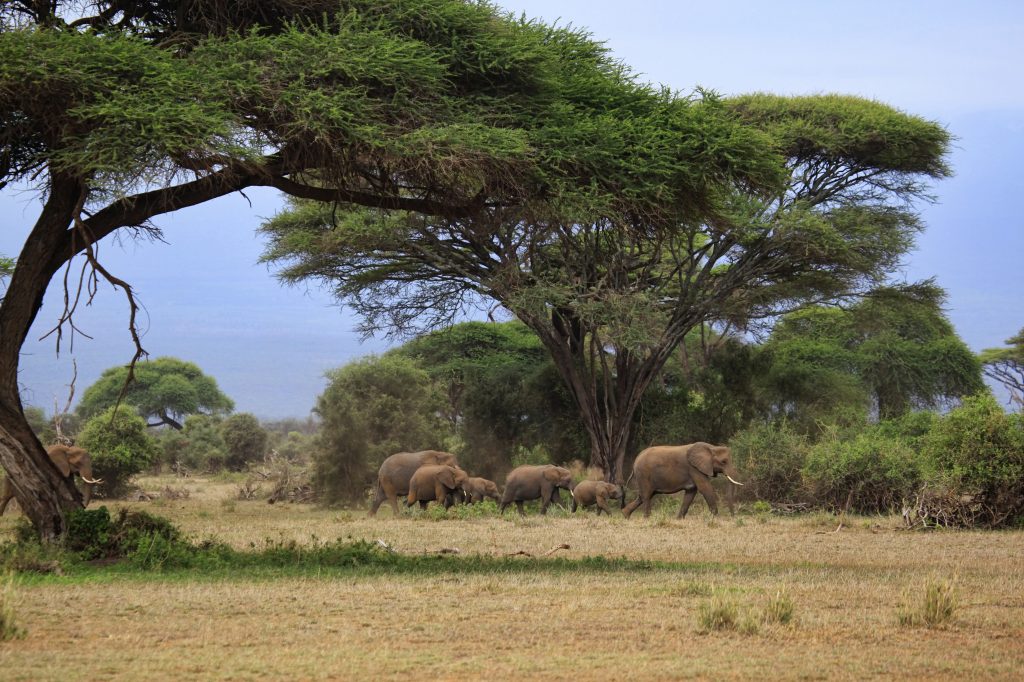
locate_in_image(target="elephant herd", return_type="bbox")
[0,442,742,521]
[368,443,744,519]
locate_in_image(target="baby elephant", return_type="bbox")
[462,477,500,504]
[407,464,469,510]
[570,480,622,515]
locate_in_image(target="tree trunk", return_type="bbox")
[0,175,88,540]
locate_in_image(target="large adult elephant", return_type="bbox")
[369,450,459,516]
[0,444,102,514]
[621,442,743,519]
[407,464,469,510]
[499,464,574,516]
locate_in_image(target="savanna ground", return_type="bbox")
[1,474,1022,680]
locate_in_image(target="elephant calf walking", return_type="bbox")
[407,465,469,510]
[570,480,622,515]
[462,477,500,504]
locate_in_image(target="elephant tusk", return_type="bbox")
[725,475,744,486]
[80,477,103,484]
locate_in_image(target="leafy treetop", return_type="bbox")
[77,357,233,430]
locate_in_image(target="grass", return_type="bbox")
[0,474,1021,680]
[898,577,959,628]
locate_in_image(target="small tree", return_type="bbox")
[77,406,158,497]
[220,413,269,471]
[762,283,984,425]
[979,329,1024,412]
[314,355,447,504]
[78,357,234,430]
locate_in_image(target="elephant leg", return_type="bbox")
[515,500,525,516]
[694,477,719,515]
[389,493,401,516]
[436,483,450,509]
[642,492,655,518]
[597,496,611,515]
[621,496,642,519]
[369,483,386,516]
[419,500,428,510]
[677,489,698,519]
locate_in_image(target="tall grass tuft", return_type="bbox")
[898,577,958,628]
[697,595,740,632]
[0,573,26,641]
[763,589,795,625]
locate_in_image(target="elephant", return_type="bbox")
[0,444,103,514]
[499,464,574,516]
[622,442,743,519]
[570,480,623,515]
[462,476,500,504]
[407,464,469,510]
[369,450,459,516]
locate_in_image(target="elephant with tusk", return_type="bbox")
[0,444,103,514]
[622,442,743,519]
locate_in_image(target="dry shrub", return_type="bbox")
[697,595,740,632]
[898,577,958,628]
[763,590,795,625]
[0,573,25,641]
[161,486,191,501]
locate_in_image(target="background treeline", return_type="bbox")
[24,296,1024,527]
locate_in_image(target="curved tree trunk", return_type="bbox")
[0,174,88,540]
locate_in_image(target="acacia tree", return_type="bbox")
[263,95,951,482]
[77,357,233,429]
[980,329,1024,411]
[1,1,750,538]
[762,281,985,424]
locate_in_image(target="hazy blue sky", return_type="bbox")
[2,1,1022,418]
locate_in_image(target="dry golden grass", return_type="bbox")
[1,475,1022,680]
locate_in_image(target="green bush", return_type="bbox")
[77,406,158,497]
[729,421,808,502]
[920,394,1024,527]
[65,507,187,564]
[220,413,269,471]
[801,427,927,513]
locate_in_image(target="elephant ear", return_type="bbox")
[687,445,714,478]
[542,467,561,484]
[47,445,72,478]
[437,467,457,489]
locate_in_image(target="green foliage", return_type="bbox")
[220,413,269,471]
[920,394,1024,527]
[77,357,233,429]
[729,421,809,503]
[979,328,1024,410]
[762,284,984,424]
[395,321,581,477]
[801,426,928,514]
[77,406,158,497]
[636,332,768,448]
[64,506,185,564]
[156,414,228,473]
[314,354,449,504]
